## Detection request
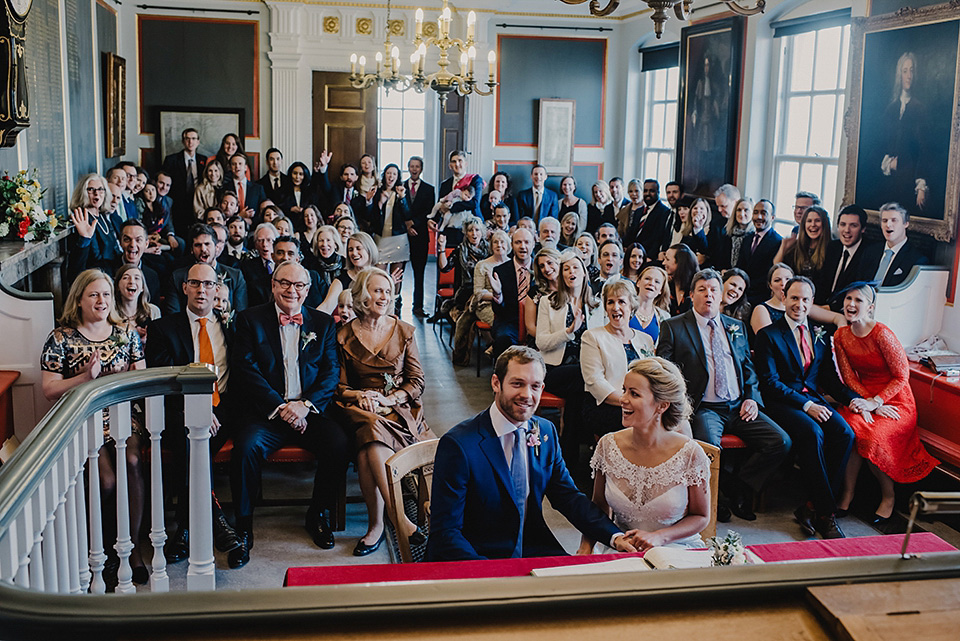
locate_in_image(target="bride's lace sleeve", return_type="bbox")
[589,433,614,479]
[680,441,711,488]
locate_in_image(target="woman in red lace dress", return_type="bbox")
[833,283,938,532]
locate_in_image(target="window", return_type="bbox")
[639,66,680,187]
[770,23,850,223]
[377,88,426,180]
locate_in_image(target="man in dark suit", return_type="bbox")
[257,147,290,203]
[491,228,535,361]
[240,223,280,307]
[515,165,559,223]
[738,199,783,306]
[657,269,790,521]
[161,128,208,236]
[642,178,673,236]
[436,150,484,245]
[428,346,637,561]
[230,261,349,563]
[617,189,669,258]
[162,224,248,314]
[117,219,161,300]
[312,150,360,217]
[755,276,858,539]
[817,204,883,308]
[404,156,435,317]
[227,153,267,221]
[145,263,244,566]
[865,202,928,288]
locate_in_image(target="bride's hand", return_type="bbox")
[632,529,667,551]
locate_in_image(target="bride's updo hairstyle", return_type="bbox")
[626,357,692,430]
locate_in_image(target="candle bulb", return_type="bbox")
[487,50,496,83]
[468,46,476,76]
[410,52,419,76]
[459,51,467,76]
[359,55,366,76]
[467,11,476,42]
[392,46,400,74]
[376,51,383,74]
[415,8,423,38]
[441,7,450,38]
[350,53,357,76]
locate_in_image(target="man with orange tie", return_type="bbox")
[146,263,242,566]
[754,276,858,540]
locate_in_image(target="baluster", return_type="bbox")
[146,395,168,592]
[14,496,32,588]
[110,402,135,594]
[29,489,44,591]
[53,457,71,592]
[61,445,82,594]
[75,423,91,592]
[41,470,58,592]
[0,528,16,585]
[87,413,107,594]
[185,392,215,591]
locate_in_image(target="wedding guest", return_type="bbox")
[558,175,587,232]
[750,263,793,336]
[357,154,379,196]
[621,243,647,285]
[574,232,601,286]
[481,171,516,222]
[437,217,489,363]
[334,213,357,252]
[489,228,535,360]
[738,199,783,305]
[193,160,225,220]
[586,180,616,234]
[631,265,671,344]
[775,206,831,279]
[312,225,347,314]
[67,173,122,283]
[559,212,580,248]
[681,198,712,266]
[720,268,752,324]
[472,229,511,327]
[525,247,562,340]
[663,243,698,315]
[114,264,160,343]
[717,197,755,270]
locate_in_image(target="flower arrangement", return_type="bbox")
[708,530,747,566]
[0,169,60,242]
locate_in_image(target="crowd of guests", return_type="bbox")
[40,128,940,579]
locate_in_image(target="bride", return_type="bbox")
[578,357,710,553]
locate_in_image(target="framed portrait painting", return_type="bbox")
[103,53,126,158]
[844,5,960,241]
[156,107,245,165]
[675,16,745,199]
[537,99,576,175]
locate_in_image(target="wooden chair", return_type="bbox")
[385,439,439,563]
[433,248,456,345]
[696,439,721,541]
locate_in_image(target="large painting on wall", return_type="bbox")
[844,4,960,241]
[675,16,745,199]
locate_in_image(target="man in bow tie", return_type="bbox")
[428,346,637,561]
[230,261,349,565]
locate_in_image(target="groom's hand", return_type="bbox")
[613,531,638,553]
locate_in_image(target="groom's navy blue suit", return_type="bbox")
[428,409,620,561]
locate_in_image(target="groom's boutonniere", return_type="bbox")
[300,331,317,350]
[813,326,827,346]
[526,424,543,457]
[725,323,743,342]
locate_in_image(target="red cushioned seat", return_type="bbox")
[721,434,747,449]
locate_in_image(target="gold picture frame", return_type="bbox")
[103,52,126,158]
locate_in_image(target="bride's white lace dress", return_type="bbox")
[591,434,710,549]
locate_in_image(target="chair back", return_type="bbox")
[436,248,456,289]
[385,438,440,563]
[695,439,721,541]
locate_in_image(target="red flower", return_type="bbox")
[18,219,29,238]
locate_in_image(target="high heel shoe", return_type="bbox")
[870,513,897,535]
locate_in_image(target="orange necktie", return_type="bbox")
[197,318,220,406]
[237,181,245,209]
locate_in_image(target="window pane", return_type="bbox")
[666,67,679,99]
[784,96,811,155]
[653,69,667,101]
[664,103,677,147]
[380,109,403,137]
[403,109,425,140]
[657,154,673,188]
[776,161,800,218]
[651,104,666,148]
[790,32,816,93]
[644,152,658,179]
[799,163,821,197]
[823,165,838,212]
[809,95,836,158]
[404,142,424,162]
[380,141,402,168]
[380,89,403,109]
[838,26,850,90]
[404,90,425,109]
[832,94,846,157]
[813,27,842,91]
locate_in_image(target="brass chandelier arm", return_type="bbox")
[557,0,621,17]
[725,0,766,16]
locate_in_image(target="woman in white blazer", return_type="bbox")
[581,279,656,437]
[536,250,604,472]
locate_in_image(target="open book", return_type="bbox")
[529,548,763,577]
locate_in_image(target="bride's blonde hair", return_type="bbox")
[626,357,692,430]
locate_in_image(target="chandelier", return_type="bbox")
[349,0,413,93]
[558,0,766,38]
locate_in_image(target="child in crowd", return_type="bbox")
[432,184,476,233]
[337,288,355,326]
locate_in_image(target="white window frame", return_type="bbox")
[638,65,680,187]
[376,88,427,181]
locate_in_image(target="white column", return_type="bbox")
[14,496,32,587]
[185,393,215,591]
[146,396,169,592]
[86,414,106,595]
[268,55,303,161]
[109,402,135,595]
[29,490,44,591]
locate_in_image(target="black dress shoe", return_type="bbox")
[835,508,849,518]
[794,504,817,536]
[814,515,845,539]
[164,527,189,564]
[305,513,335,549]
[214,512,241,553]
[353,532,385,556]
[731,496,757,521]
[413,308,427,318]
[228,531,251,569]
[870,514,898,535]
[716,504,732,523]
[131,565,149,586]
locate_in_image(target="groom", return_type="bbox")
[428,346,637,561]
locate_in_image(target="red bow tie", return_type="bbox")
[279,313,303,326]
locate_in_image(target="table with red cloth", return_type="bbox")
[283,532,955,587]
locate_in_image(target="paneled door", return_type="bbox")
[439,92,467,166]
[312,71,377,169]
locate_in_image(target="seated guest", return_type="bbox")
[223,214,249,265]
[716,197,755,270]
[258,147,290,203]
[536,216,564,253]
[278,161,317,222]
[335,268,436,555]
[192,160,225,221]
[712,183,741,238]
[775,206,831,279]
[114,264,160,343]
[642,179,672,230]
[217,190,241,226]
[818,204,881,308]
[312,225,347,314]
[273,216,294,238]
[272,235,328,309]
[336,288,355,325]
[241,223,279,307]
[581,280,656,436]
[261,205,282,227]
[621,242,647,285]
[67,173,122,283]
[658,269,791,521]
[681,198,712,266]
[230,260,349,561]
[516,165,559,223]
[750,262,794,336]
[334,212,356,250]
[754,276,858,539]
[720,268,752,324]
[436,217,489,362]
[558,175,587,232]
[472,229,511,328]
[209,133,245,180]
[592,239,623,294]
[663,243,698,315]
[145,263,243,566]
[162,224,248,314]
[41,269,147,585]
[615,179,647,247]
[339,231,379,292]
[486,202,512,239]
[516,216,536,236]
[832,283,938,532]
[525,247,562,340]
[489,228,535,360]
[578,358,711,552]
[481,171,517,223]
[559,211,580,248]
[586,180,616,234]
[296,205,323,270]
[738,199,782,305]
[631,265,671,343]
[574,232,601,285]
[204,207,226,227]
[662,195,691,259]
[136,181,176,251]
[428,346,638,560]
[866,202,928,287]
[115,219,161,298]
[536,250,604,465]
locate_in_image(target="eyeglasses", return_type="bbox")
[86,187,106,193]
[273,279,309,292]
[186,279,218,290]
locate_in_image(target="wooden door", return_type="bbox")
[312,71,377,169]
[439,92,467,164]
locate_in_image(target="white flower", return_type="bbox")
[22,231,34,242]
[31,207,46,223]
[0,222,8,236]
